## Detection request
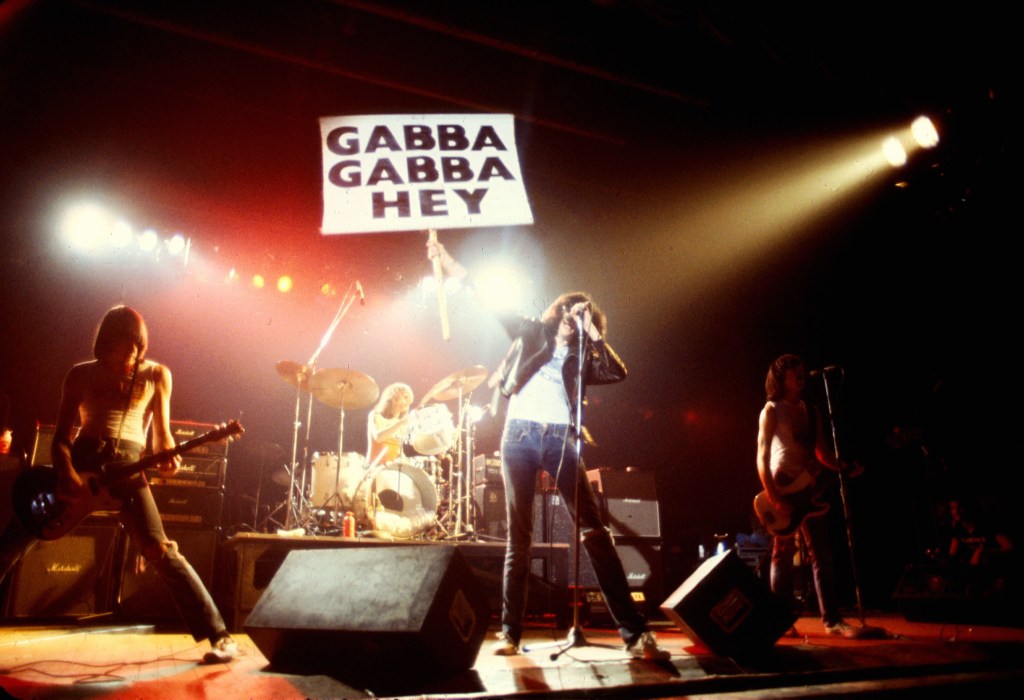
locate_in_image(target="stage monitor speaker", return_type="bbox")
[4,517,122,619]
[244,545,490,678]
[118,526,219,622]
[660,549,795,659]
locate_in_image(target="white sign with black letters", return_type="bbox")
[320,113,534,234]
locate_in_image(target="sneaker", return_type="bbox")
[626,631,671,661]
[491,632,519,656]
[824,620,855,638]
[203,635,239,664]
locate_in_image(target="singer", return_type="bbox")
[428,240,669,660]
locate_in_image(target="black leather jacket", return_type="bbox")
[494,312,626,426]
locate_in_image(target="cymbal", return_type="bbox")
[308,368,380,410]
[422,364,488,404]
[276,360,312,391]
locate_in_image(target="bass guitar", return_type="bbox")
[753,470,830,537]
[12,420,243,541]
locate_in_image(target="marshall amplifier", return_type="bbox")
[169,420,230,459]
[146,454,226,490]
[587,468,661,539]
[472,453,502,484]
[151,485,224,528]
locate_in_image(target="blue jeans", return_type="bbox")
[499,419,646,645]
[770,510,842,626]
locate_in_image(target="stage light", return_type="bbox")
[109,220,133,248]
[475,265,524,311]
[911,116,939,149]
[61,202,108,250]
[882,136,908,167]
[277,275,293,293]
[166,233,187,255]
[139,229,159,252]
[252,274,265,289]
[320,281,336,296]
[225,268,240,285]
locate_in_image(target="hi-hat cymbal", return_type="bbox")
[276,360,312,391]
[422,365,488,404]
[308,368,380,410]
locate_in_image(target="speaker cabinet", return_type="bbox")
[4,517,122,618]
[660,549,795,659]
[245,545,490,678]
[118,526,219,622]
[472,483,507,539]
[587,468,661,538]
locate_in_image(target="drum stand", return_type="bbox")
[443,386,477,540]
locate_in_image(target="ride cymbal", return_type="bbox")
[308,368,380,410]
[421,364,488,404]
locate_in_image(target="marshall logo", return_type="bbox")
[46,562,84,574]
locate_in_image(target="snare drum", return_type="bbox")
[353,459,438,538]
[310,452,367,508]
[408,404,455,456]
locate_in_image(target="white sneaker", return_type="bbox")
[203,635,239,664]
[824,620,855,638]
[490,631,519,656]
[626,631,671,661]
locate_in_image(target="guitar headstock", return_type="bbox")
[213,420,245,444]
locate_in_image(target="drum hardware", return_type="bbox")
[306,368,380,530]
[419,365,489,541]
[272,281,369,532]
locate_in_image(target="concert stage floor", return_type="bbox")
[3,613,1024,699]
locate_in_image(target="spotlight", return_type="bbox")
[139,229,159,252]
[911,116,939,149]
[277,275,293,293]
[882,136,908,167]
[252,274,265,289]
[110,221,133,248]
[166,233,187,255]
[225,268,240,285]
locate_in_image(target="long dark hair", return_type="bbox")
[765,353,803,402]
[540,291,607,337]
[93,305,148,360]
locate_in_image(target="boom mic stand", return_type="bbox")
[526,312,618,659]
[820,367,887,639]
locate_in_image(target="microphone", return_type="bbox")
[808,365,841,377]
[355,281,365,305]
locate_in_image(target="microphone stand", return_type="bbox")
[526,311,618,659]
[820,367,887,639]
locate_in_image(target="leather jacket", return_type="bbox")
[494,312,626,426]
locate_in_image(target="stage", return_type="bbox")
[3,533,1024,699]
[2,613,1024,699]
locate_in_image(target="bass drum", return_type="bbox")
[310,452,367,509]
[353,459,438,538]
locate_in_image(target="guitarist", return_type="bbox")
[0,305,238,663]
[756,354,853,637]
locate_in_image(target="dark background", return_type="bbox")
[1,0,1016,605]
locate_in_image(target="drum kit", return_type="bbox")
[267,358,491,541]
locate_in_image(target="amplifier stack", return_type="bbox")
[4,420,227,624]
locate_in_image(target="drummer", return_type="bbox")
[366,382,414,467]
